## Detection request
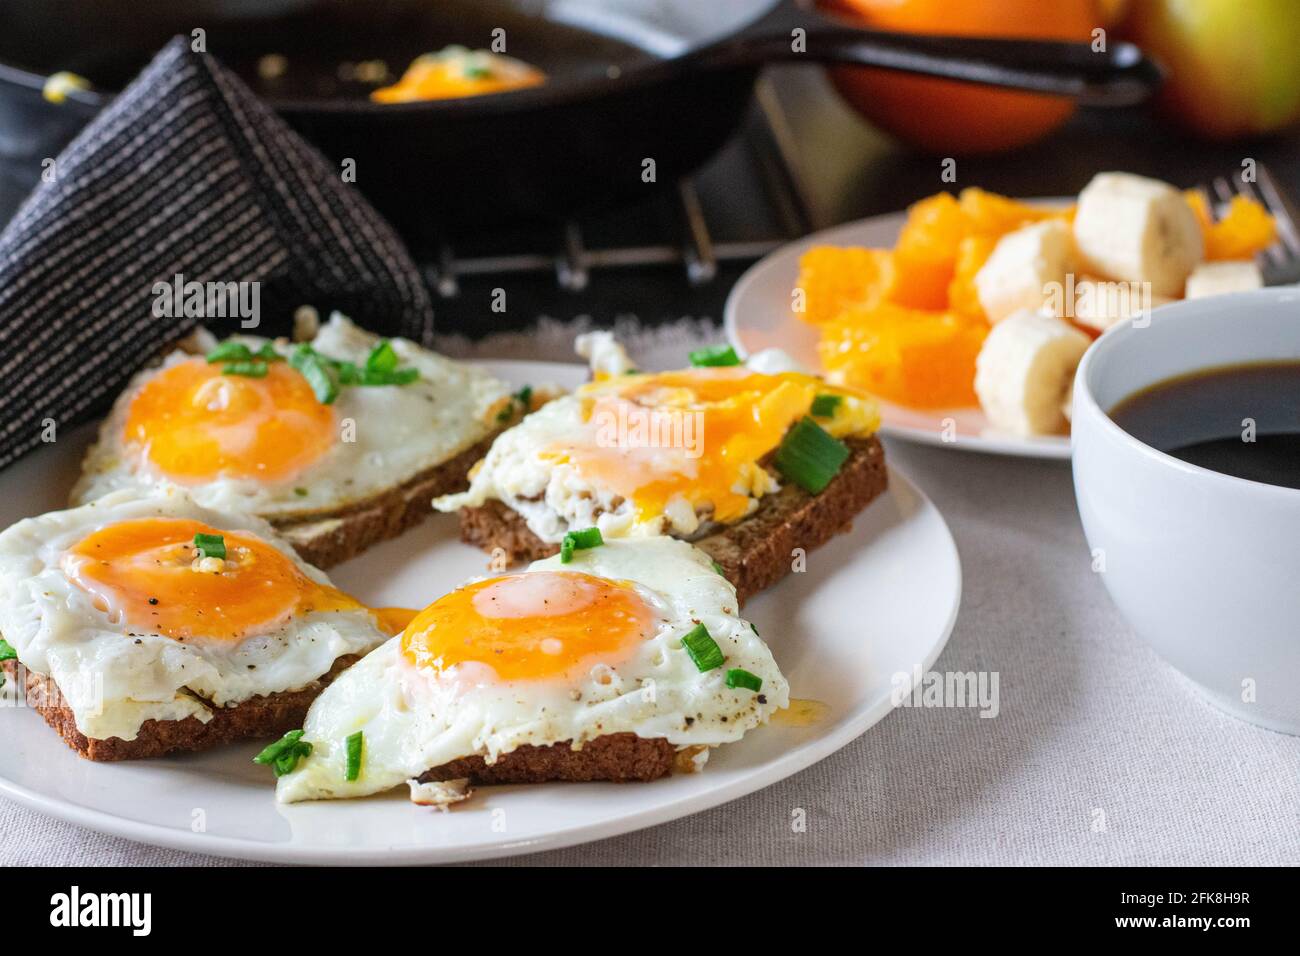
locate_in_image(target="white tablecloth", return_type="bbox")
[5,323,1298,866]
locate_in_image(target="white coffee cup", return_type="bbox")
[1072,286,1300,734]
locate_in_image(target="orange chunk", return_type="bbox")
[957,188,1065,236]
[818,303,987,409]
[889,193,971,309]
[947,234,999,319]
[794,246,895,324]
[1185,191,1277,261]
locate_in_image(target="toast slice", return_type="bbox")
[2,656,355,762]
[457,435,888,604]
[271,431,499,569]
[417,734,699,786]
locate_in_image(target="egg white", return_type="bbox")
[72,314,513,518]
[0,488,387,742]
[276,536,789,802]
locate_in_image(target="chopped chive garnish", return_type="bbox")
[810,394,842,418]
[774,416,849,495]
[193,533,226,560]
[294,487,308,497]
[725,668,763,692]
[362,366,419,386]
[290,345,338,405]
[255,342,283,362]
[0,637,16,661]
[221,360,269,378]
[253,729,312,777]
[689,344,741,368]
[498,384,533,422]
[345,731,364,781]
[559,527,602,563]
[710,560,725,576]
[365,339,398,375]
[206,341,252,363]
[680,623,724,672]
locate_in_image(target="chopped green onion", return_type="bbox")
[362,366,419,386]
[290,345,338,405]
[345,731,364,782]
[221,360,269,378]
[774,416,849,495]
[206,341,252,364]
[710,560,725,576]
[253,729,312,777]
[0,637,16,661]
[810,394,842,418]
[689,344,741,368]
[293,487,309,497]
[725,668,763,692]
[514,385,533,408]
[680,623,724,672]
[560,527,602,563]
[365,340,398,375]
[255,342,283,362]
[193,533,226,560]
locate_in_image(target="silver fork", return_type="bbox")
[1201,164,1300,286]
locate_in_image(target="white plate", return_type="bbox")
[724,209,1073,460]
[0,360,960,864]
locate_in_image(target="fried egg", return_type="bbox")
[276,536,788,802]
[0,489,389,742]
[72,314,514,519]
[434,334,879,543]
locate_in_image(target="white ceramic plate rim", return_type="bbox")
[723,202,1074,461]
[0,359,961,865]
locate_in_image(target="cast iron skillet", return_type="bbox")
[0,0,1160,231]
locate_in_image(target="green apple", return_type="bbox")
[1123,0,1300,139]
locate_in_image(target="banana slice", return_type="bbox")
[1184,260,1263,299]
[975,219,1076,323]
[975,309,1091,437]
[1073,172,1203,297]
[1072,276,1173,332]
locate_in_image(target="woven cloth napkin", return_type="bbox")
[0,36,433,472]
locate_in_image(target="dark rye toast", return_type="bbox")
[1,655,356,762]
[418,734,706,786]
[272,431,500,569]
[458,435,888,605]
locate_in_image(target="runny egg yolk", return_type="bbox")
[401,571,656,683]
[124,358,336,484]
[544,367,874,525]
[61,518,362,641]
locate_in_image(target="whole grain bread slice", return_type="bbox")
[457,434,887,604]
[2,656,355,762]
[418,733,706,785]
[272,432,500,568]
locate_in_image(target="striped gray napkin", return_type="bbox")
[0,36,433,471]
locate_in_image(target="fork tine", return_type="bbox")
[1192,184,1219,223]
[1212,176,1235,208]
[1255,164,1300,258]
[1232,175,1289,269]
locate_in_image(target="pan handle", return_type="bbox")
[699,0,1162,106]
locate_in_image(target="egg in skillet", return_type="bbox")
[274,535,788,804]
[0,489,390,752]
[71,313,515,522]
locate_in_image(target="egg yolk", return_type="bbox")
[401,571,656,683]
[543,367,877,525]
[62,518,362,641]
[372,48,545,103]
[123,358,336,484]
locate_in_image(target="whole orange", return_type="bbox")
[823,0,1103,154]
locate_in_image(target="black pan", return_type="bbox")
[0,0,1160,232]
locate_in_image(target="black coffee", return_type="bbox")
[1109,361,1300,490]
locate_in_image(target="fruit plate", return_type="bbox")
[0,359,960,865]
[724,208,1073,460]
